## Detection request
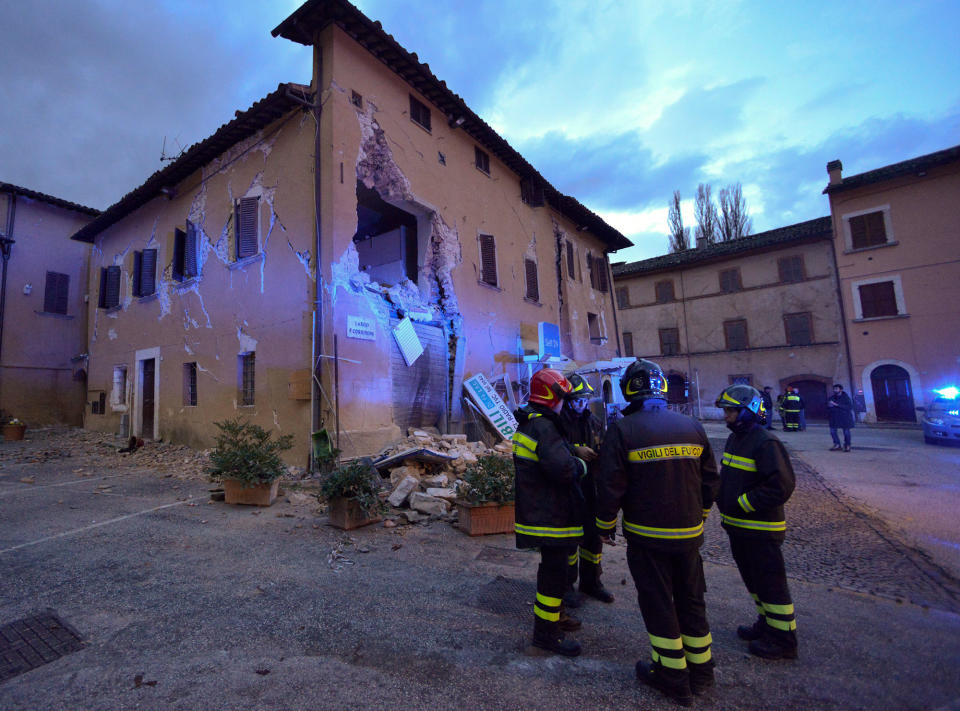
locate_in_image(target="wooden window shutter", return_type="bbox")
[623,331,634,357]
[44,271,69,314]
[132,251,142,297]
[566,241,575,278]
[100,265,120,308]
[525,258,539,301]
[859,281,897,318]
[185,221,198,277]
[850,211,887,249]
[479,234,497,286]
[236,197,259,259]
[98,268,108,308]
[616,287,629,309]
[588,254,596,289]
[173,228,186,282]
[140,249,157,296]
[597,257,609,292]
[784,313,813,345]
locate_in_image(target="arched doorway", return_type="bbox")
[788,380,828,420]
[870,364,916,422]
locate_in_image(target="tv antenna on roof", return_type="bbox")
[160,136,186,163]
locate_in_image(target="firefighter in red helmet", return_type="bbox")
[596,359,719,704]
[559,373,614,604]
[513,368,587,656]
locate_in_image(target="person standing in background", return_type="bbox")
[827,384,855,452]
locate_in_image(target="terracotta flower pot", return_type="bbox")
[455,501,515,536]
[2,424,26,441]
[328,497,381,530]
[222,477,280,506]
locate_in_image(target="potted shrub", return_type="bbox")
[208,417,294,506]
[319,458,387,530]
[2,418,27,442]
[455,454,515,536]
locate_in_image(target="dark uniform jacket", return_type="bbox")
[595,400,719,552]
[513,404,585,549]
[782,394,802,413]
[717,424,795,541]
[558,406,602,451]
[828,391,855,429]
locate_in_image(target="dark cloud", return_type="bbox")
[0,1,309,210]
[646,78,766,148]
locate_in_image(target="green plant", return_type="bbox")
[460,454,515,504]
[208,417,294,486]
[319,459,387,516]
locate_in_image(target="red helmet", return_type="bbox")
[529,368,572,407]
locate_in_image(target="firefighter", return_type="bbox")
[559,374,614,604]
[715,384,799,660]
[513,368,587,657]
[596,359,720,704]
[782,387,802,431]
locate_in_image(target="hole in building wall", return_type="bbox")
[353,180,419,286]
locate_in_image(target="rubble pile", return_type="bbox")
[373,428,512,522]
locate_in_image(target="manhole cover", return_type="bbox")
[0,609,84,684]
[472,575,535,618]
[475,546,529,568]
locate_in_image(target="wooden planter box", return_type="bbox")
[456,501,515,536]
[2,424,26,441]
[328,497,381,530]
[222,478,280,506]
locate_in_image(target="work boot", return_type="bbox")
[688,661,715,695]
[748,633,798,660]
[844,445,851,452]
[830,444,842,451]
[635,660,693,707]
[558,609,581,631]
[562,586,583,609]
[580,581,615,603]
[736,615,765,641]
[533,619,581,657]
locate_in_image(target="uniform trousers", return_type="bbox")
[626,544,713,683]
[535,545,576,629]
[728,535,797,645]
[568,475,603,587]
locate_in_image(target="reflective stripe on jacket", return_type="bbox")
[595,401,719,551]
[717,425,795,540]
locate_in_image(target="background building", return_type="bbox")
[612,217,848,419]
[0,183,97,425]
[824,145,960,422]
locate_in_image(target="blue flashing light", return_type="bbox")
[934,386,959,400]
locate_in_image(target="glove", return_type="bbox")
[574,445,598,462]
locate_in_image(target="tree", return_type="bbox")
[717,183,753,241]
[694,183,718,246]
[668,190,690,252]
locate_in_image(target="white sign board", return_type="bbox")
[463,373,518,440]
[347,315,376,341]
[392,316,423,366]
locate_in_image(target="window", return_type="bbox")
[524,258,539,302]
[111,366,127,407]
[730,374,753,386]
[595,256,609,292]
[173,221,199,282]
[409,95,431,131]
[859,281,898,318]
[91,391,106,415]
[655,280,675,303]
[132,249,157,297]
[566,241,576,280]
[183,362,198,406]
[235,197,259,259]
[521,177,544,206]
[849,211,887,249]
[474,146,490,174]
[351,90,363,109]
[239,352,255,407]
[98,265,121,309]
[778,255,805,283]
[719,268,742,293]
[623,331,634,357]
[587,312,602,342]
[724,319,749,350]
[784,312,813,345]
[43,271,69,315]
[659,327,680,356]
[616,286,630,309]
[478,234,497,287]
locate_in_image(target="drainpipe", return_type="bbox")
[310,38,325,462]
[829,224,857,412]
[0,191,17,406]
[679,268,697,416]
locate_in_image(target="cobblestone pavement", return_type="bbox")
[702,436,960,614]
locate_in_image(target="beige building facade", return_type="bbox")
[0,184,97,425]
[72,0,628,463]
[612,218,849,420]
[824,145,960,422]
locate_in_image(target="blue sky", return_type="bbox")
[1,0,957,262]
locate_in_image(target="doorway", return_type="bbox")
[788,379,828,420]
[870,364,916,422]
[141,359,155,438]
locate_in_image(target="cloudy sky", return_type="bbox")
[2,0,957,262]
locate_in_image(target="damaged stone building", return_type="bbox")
[611,217,850,420]
[70,0,629,463]
[1,183,98,425]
